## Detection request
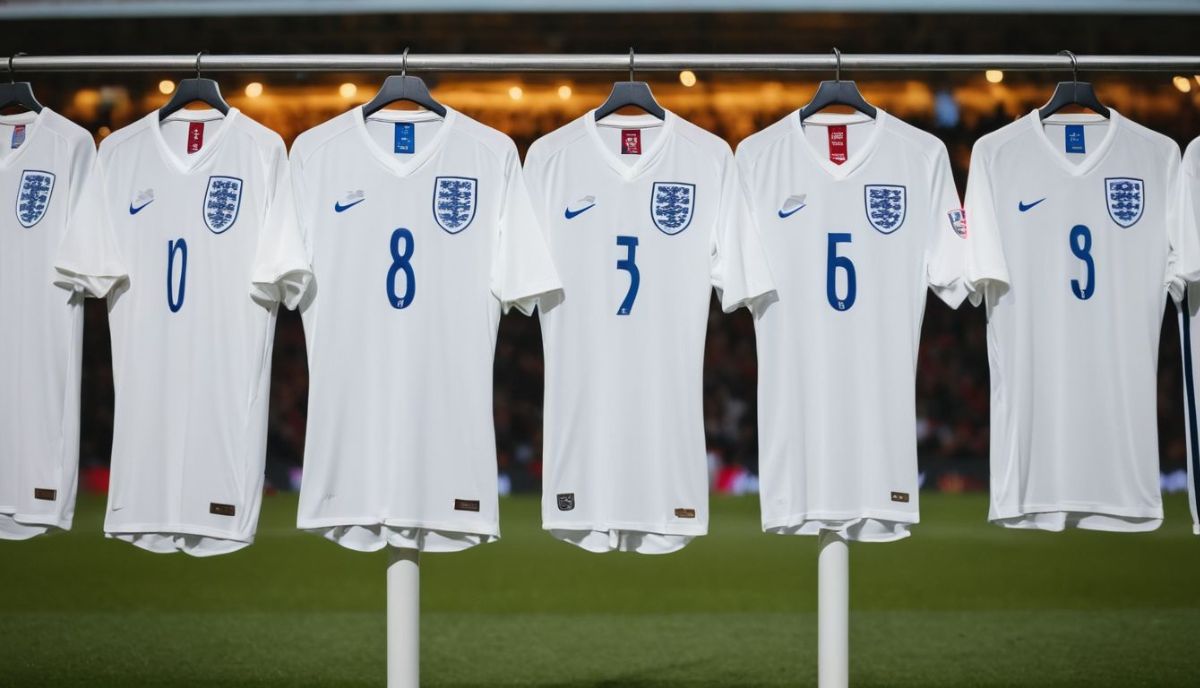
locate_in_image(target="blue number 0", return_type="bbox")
[1069,224,1095,300]
[166,238,187,313]
[616,235,640,315]
[826,233,856,311]
[386,228,416,309]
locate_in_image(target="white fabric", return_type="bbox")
[1174,137,1200,536]
[736,110,967,542]
[964,110,1196,532]
[276,107,562,552]
[54,108,293,555]
[525,110,776,554]
[0,109,93,540]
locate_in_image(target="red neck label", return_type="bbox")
[187,122,204,154]
[621,129,642,155]
[827,125,847,165]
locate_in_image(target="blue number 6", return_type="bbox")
[616,235,640,315]
[386,228,416,309]
[826,233,856,311]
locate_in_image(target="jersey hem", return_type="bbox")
[297,516,500,537]
[541,520,708,536]
[103,522,254,543]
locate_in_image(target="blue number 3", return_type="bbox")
[616,235,640,315]
[1070,224,1095,300]
[387,228,416,309]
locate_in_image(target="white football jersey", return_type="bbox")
[1175,136,1200,536]
[964,110,1198,532]
[0,110,94,539]
[524,111,776,554]
[261,107,562,553]
[54,108,295,555]
[736,110,968,542]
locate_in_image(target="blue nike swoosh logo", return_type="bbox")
[1018,198,1046,212]
[334,199,365,213]
[129,200,153,215]
[778,204,806,218]
[564,203,595,219]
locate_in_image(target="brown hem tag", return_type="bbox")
[209,502,236,516]
[674,508,696,519]
[890,492,910,503]
[454,499,481,512]
[33,488,57,502]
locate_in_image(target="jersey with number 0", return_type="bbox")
[54,108,294,555]
[524,111,776,554]
[736,110,968,542]
[262,107,562,553]
[1175,136,1200,536]
[964,110,1198,532]
[0,109,94,540]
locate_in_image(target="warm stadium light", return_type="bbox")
[679,70,697,87]
[557,84,572,100]
[97,125,111,138]
[244,82,264,98]
[985,70,1004,84]
[158,80,175,95]
[1195,75,1200,86]
[1174,76,1192,93]
[509,85,524,100]
[339,82,358,99]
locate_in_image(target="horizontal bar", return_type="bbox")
[3,54,1200,74]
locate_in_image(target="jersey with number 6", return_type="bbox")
[54,108,295,555]
[736,110,968,542]
[1,109,94,540]
[964,110,1198,532]
[524,111,776,554]
[264,107,562,553]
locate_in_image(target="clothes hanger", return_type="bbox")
[0,53,44,113]
[361,48,447,118]
[1039,50,1110,119]
[593,47,666,121]
[798,48,877,121]
[158,51,230,121]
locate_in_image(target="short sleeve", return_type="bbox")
[710,153,777,314]
[926,144,969,309]
[250,145,312,310]
[1168,140,1200,301]
[54,154,128,298]
[489,144,563,315]
[962,144,1010,307]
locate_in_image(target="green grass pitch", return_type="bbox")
[2,492,1198,687]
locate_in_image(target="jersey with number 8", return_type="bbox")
[965,110,1199,532]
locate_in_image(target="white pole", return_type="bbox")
[817,529,849,688]
[387,547,420,688]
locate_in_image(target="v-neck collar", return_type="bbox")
[150,107,239,174]
[0,108,46,170]
[584,110,675,182]
[792,109,887,180]
[355,106,456,178]
[1028,109,1121,177]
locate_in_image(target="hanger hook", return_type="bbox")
[194,51,206,80]
[629,47,635,82]
[402,47,410,77]
[1059,49,1078,82]
[832,47,842,82]
[9,52,26,84]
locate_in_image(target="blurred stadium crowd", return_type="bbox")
[74,98,1199,496]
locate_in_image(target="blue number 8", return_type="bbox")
[1070,224,1095,300]
[386,228,415,309]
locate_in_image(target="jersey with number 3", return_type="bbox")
[265,107,562,553]
[54,108,295,555]
[964,110,1198,532]
[524,111,777,554]
[736,110,968,542]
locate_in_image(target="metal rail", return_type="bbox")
[3,53,1200,73]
